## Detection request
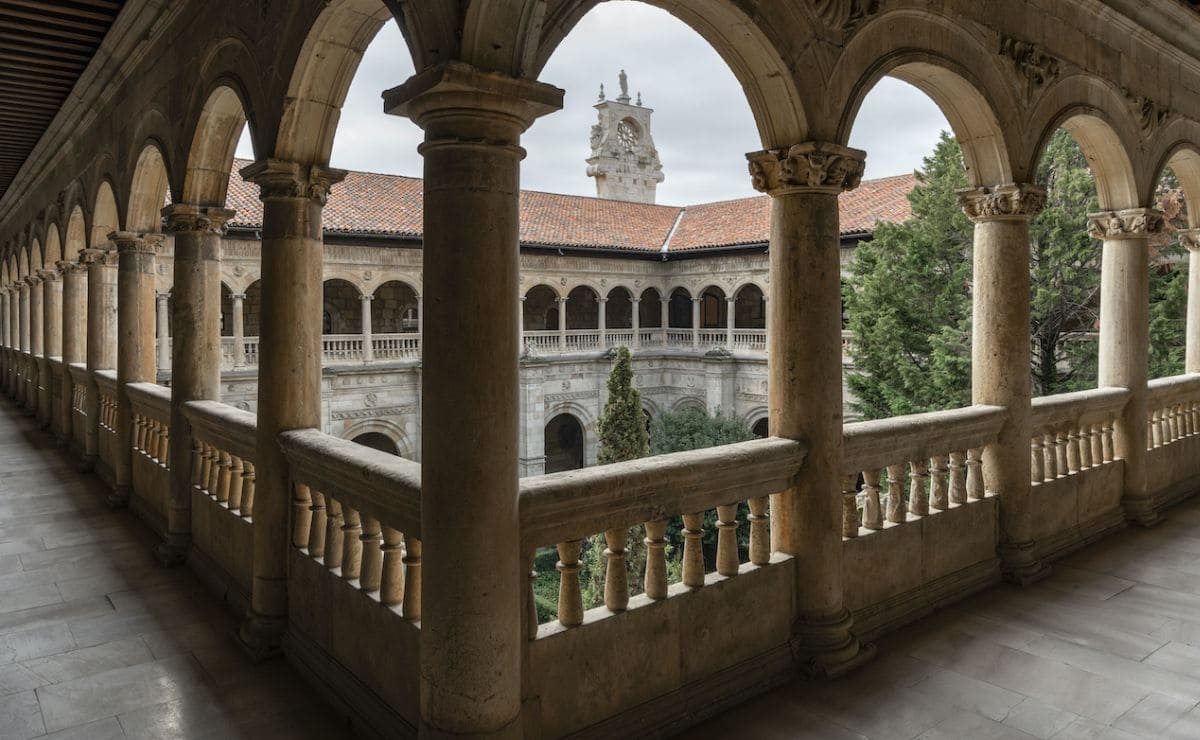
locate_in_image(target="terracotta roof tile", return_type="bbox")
[225,160,915,253]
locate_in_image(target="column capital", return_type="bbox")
[360,294,374,302]
[746,141,866,196]
[56,260,86,275]
[957,183,1046,223]
[598,297,608,304]
[230,292,247,302]
[1086,208,1165,241]
[383,61,564,134]
[1179,228,1200,252]
[631,297,640,304]
[239,159,347,206]
[78,247,119,267]
[557,296,569,304]
[21,274,40,287]
[108,231,164,255]
[156,291,171,302]
[37,268,61,283]
[162,204,237,235]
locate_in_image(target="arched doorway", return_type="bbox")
[352,432,399,456]
[544,413,585,473]
[523,285,560,331]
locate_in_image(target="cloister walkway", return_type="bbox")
[0,398,349,740]
[694,500,1200,740]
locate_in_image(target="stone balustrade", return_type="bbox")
[94,369,119,486]
[1029,387,1128,483]
[127,381,171,526]
[67,362,88,456]
[1147,375,1200,449]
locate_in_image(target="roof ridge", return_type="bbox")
[660,207,687,253]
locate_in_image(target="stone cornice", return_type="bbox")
[1086,208,1165,240]
[957,183,1047,222]
[746,142,866,196]
[239,160,347,206]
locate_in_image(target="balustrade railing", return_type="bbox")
[519,436,803,629]
[323,334,366,363]
[372,333,419,361]
[184,401,258,519]
[94,370,118,480]
[665,330,693,347]
[279,429,422,621]
[68,363,88,452]
[733,329,766,351]
[1029,388,1128,482]
[841,405,1006,535]
[1147,375,1200,449]
[128,382,170,468]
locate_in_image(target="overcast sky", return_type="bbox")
[236,3,951,205]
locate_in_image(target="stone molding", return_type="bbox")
[1180,228,1200,251]
[747,142,866,196]
[957,183,1046,222]
[239,159,347,206]
[162,204,237,235]
[810,0,881,35]
[78,247,118,267]
[1086,209,1165,240]
[1126,90,1171,134]
[999,35,1060,98]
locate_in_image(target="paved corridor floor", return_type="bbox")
[692,495,1200,739]
[0,399,352,739]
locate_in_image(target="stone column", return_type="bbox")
[1182,230,1200,373]
[1090,208,1163,525]
[660,296,670,345]
[26,275,43,416]
[959,184,1048,584]
[158,206,231,564]
[726,295,736,351]
[598,296,607,349]
[156,292,170,372]
[58,262,86,442]
[81,246,118,470]
[238,160,345,656]
[40,268,63,428]
[557,295,568,351]
[7,287,18,397]
[361,293,374,362]
[631,297,641,349]
[231,292,247,368]
[385,61,562,738]
[747,141,871,677]
[110,231,160,508]
[0,288,8,395]
[691,297,701,348]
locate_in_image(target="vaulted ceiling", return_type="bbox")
[0,1,124,199]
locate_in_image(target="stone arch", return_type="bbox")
[605,285,633,330]
[91,181,120,248]
[530,0,808,148]
[372,280,420,333]
[182,85,250,207]
[244,279,262,337]
[126,143,172,234]
[1025,77,1144,211]
[1150,134,1200,228]
[544,411,586,474]
[322,278,363,334]
[668,287,693,329]
[734,283,766,329]
[43,223,61,267]
[65,206,86,262]
[523,284,560,331]
[750,415,769,439]
[671,396,706,413]
[29,239,42,273]
[220,282,235,337]
[275,0,398,166]
[830,12,1017,186]
[638,287,662,328]
[344,418,413,459]
[565,285,599,330]
[698,285,727,329]
[353,432,400,456]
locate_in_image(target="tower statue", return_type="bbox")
[586,71,664,204]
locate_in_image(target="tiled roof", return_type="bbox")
[225,159,915,253]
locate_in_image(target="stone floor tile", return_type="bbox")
[0,622,75,665]
[1002,697,1080,739]
[41,716,127,740]
[1023,635,1200,701]
[1142,640,1200,679]
[0,689,45,739]
[916,710,1040,739]
[1111,693,1197,737]
[0,538,44,558]
[1039,565,1137,600]
[0,662,48,696]
[1050,718,1142,739]
[909,666,1026,721]
[0,582,62,616]
[23,636,155,684]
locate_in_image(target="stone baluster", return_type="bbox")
[1067,428,1082,472]
[1044,434,1058,479]
[948,452,967,504]
[240,462,256,516]
[886,463,906,523]
[402,536,421,621]
[216,451,232,503]
[747,497,770,564]
[861,470,883,530]
[1055,431,1069,477]
[681,512,705,587]
[380,527,405,606]
[644,520,668,599]
[1102,420,1115,462]
[360,516,383,593]
[1090,423,1105,467]
[292,481,313,549]
[306,488,327,557]
[716,504,740,575]
[227,456,244,511]
[909,459,929,516]
[603,528,628,611]
[1078,426,1093,469]
[841,475,859,537]
[341,506,363,581]
[748,140,869,674]
[556,540,583,627]
[930,455,949,510]
[967,448,984,500]
[1150,409,1162,448]
[324,498,344,570]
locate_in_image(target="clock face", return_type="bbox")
[617,120,639,150]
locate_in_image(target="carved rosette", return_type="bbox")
[78,247,119,267]
[747,141,867,196]
[239,159,346,206]
[1085,208,1165,240]
[1178,228,1200,252]
[163,204,237,236]
[957,183,1046,222]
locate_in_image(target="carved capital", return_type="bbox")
[383,61,564,134]
[957,183,1046,222]
[37,268,61,283]
[230,293,247,302]
[1179,228,1200,252]
[56,260,86,275]
[22,274,41,287]
[239,159,346,205]
[162,204,237,235]
[109,231,162,256]
[747,141,866,196]
[78,247,118,267]
[1086,208,1165,240]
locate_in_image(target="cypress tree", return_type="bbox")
[596,346,649,464]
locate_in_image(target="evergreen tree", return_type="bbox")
[649,406,754,454]
[596,346,650,464]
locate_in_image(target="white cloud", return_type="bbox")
[236,4,953,203]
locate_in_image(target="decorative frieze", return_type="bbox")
[999,36,1060,99]
[331,404,417,421]
[110,231,164,255]
[545,390,599,403]
[1086,208,1165,240]
[747,141,866,196]
[957,183,1046,222]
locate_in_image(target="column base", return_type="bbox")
[106,486,131,509]
[236,611,286,663]
[998,540,1050,586]
[790,608,875,679]
[154,536,191,567]
[1123,497,1162,528]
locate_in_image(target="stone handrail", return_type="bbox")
[840,405,1006,535]
[67,361,88,386]
[1029,388,1129,483]
[1147,374,1200,407]
[183,400,259,518]
[127,382,171,468]
[279,428,422,621]
[94,369,118,397]
[183,400,257,461]
[1147,374,1200,449]
[126,381,169,423]
[520,436,803,628]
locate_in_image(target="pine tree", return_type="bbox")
[596,345,649,464]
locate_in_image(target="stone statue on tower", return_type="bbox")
[586,71,664,203]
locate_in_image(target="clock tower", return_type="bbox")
[586,70,665,204]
